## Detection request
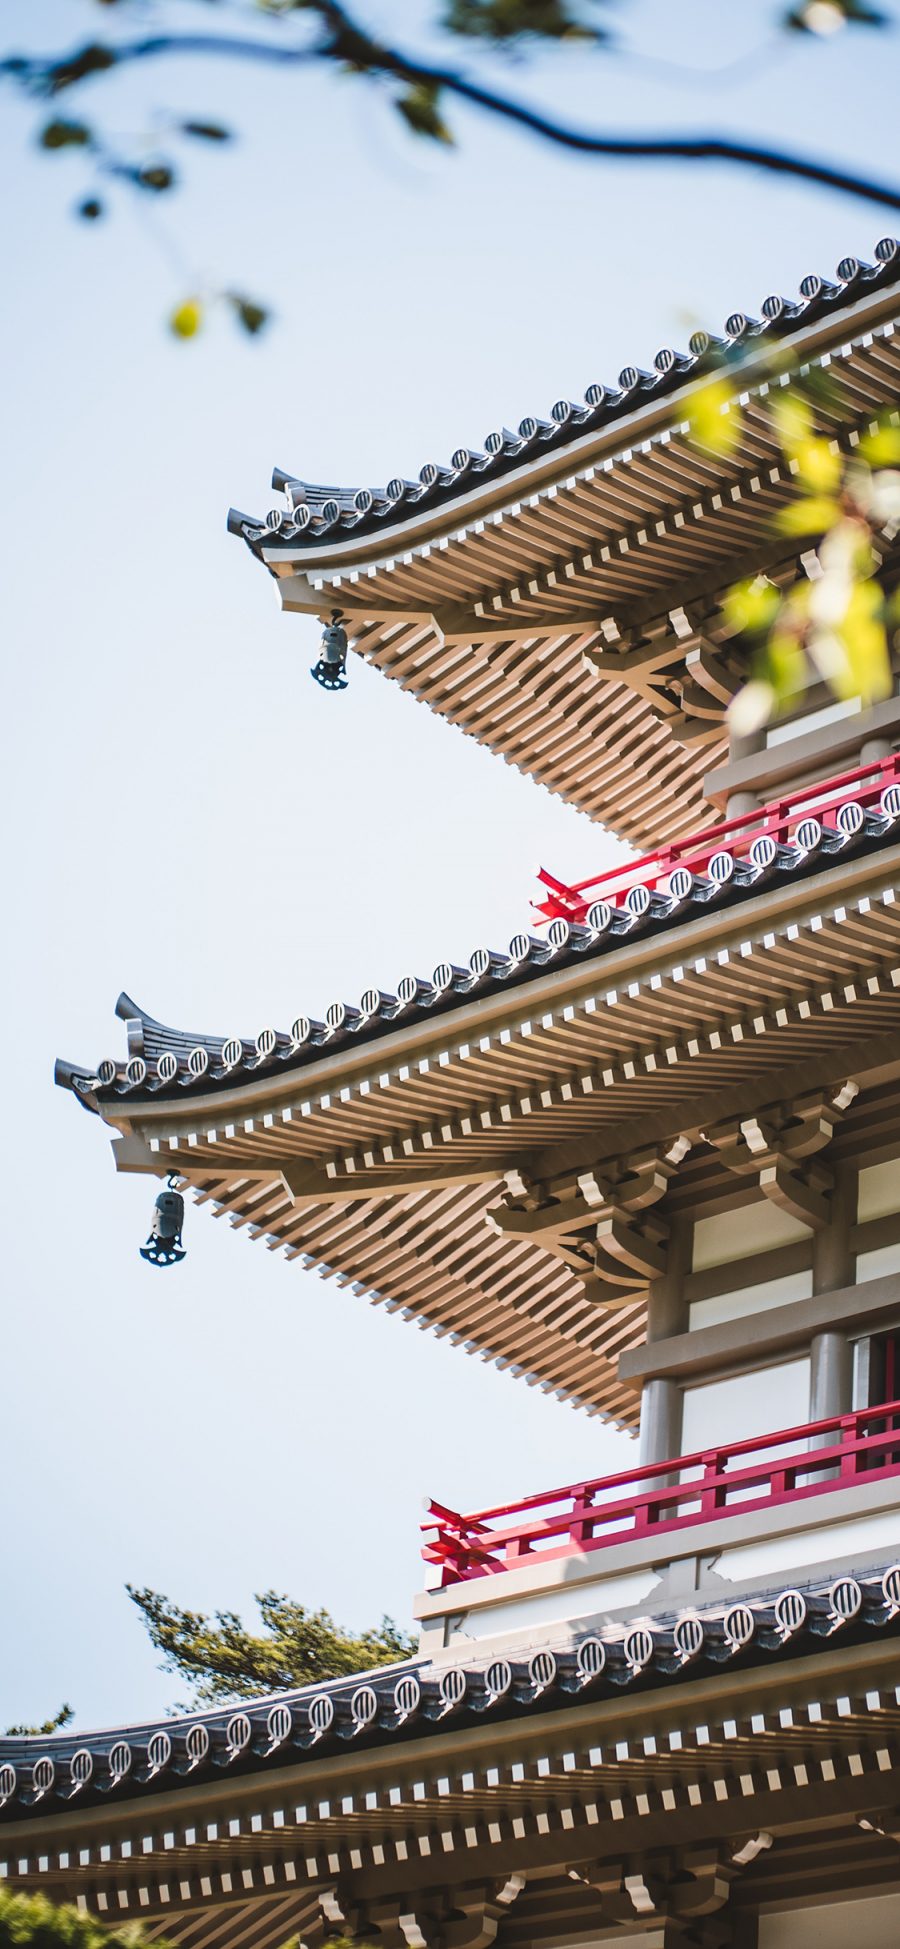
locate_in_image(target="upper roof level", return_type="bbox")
[230,242,900,844]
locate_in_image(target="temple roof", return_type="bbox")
[5,1563,900,1949]
[230,243,900,557]
[55,776,900,1428]
[227,243,900,844]
[2,1561,897,1824]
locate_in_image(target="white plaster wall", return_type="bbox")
[689,1269,813,1331]
[441,1567,662,1644]
[692,1202,811,1271]
[765,694,861,746]
[715,1503,900,1582]
[759,1891,900,1947]
[681,1358,810,1456]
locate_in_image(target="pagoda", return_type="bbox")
[9,239,900,1947]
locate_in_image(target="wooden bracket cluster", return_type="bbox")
[315,1875,525,1949]
[487,1136,691,1306]
[582,607,741,748]
[705,1081,860,1230]
[572,1834,771,1943]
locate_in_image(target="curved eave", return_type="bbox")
[235,250,900,570]
[230,261,900,843]
[54,812,900,1119]
[2,1567,897,1825]
[53,825,900,1427]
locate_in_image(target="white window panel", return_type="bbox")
[858,1158,900,1223]
[688,1268,813,1332]
[856,1240,900,1284]
[692,1201,811,1271]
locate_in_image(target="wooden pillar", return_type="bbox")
[726,789,759,819]
[726,727,764,822]
[639,1221,689,1467]
[810,1166,855,1425]
[639,1379,683,1469]
[861,735,892,766]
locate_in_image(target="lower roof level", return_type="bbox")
[3,1561,900,1948]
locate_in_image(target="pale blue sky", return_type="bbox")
[2,0,899,1733]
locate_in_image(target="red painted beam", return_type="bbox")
[534,753,900,923]
[423,1401,900,1586]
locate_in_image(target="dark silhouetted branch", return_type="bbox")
[5,5,900,213]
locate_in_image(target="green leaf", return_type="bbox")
[170,299,203,339]
[180,120,232,142]
[396,82,454,143]
[137,162,176,191]
[228,294,270,335]
[47,41,118,91]
[442,0,609,40]
[39,118,91,150]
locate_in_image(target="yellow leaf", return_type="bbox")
[170,298,203,339]
[687,378,738,456]
[765,631,808,705]
[775,495,841,536]
[721,577,781,638]
[793,436,841,493]
[771,389,812,459]
[835,579,892,702]
[858,424,900,467]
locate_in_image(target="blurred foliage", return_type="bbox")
[170,298,203,338]
[688,362,900,732]
[396,80,455,142]
[440,0,611,40]
[3,1706,73,1738]
[128,1585,415,1708]
[682,376,740,460]
[785,0,887,28]
[5,0,900,734]
[1,0,897,337]
[0,1886,169,1949]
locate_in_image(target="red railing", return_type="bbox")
[534,751,900,923]
[422,1399,900,1587]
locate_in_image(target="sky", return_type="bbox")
[2,0,900,1735]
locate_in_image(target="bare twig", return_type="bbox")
[5,2,900,213]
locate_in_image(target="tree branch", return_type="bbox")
[6,9,900,213]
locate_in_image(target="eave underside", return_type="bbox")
[95,860,900,1427]
[263,319,900,843]
[7,1633,900,1947]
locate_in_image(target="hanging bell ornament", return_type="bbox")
[140,1176,186,1268]
[311,610,349,691]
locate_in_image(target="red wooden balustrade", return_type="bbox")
[422,1399,900,1588]
[534,751,900,923]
